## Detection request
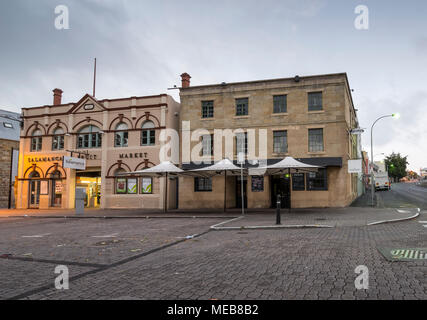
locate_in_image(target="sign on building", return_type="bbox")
[63,156,86,170]
[348,159,362,173]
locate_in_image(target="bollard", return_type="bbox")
[276,194,281,225]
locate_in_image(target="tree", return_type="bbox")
[407,170,419,180]
[384,152,408,182]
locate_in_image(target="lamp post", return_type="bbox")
[370,113,400,206]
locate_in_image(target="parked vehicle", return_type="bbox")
[374,172,390,191]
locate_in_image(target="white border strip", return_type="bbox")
[367,208,420,226]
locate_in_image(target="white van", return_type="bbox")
[374,172,390,191]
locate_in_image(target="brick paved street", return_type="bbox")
[0,207,426,300]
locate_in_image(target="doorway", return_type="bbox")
[76,171,101,208]
[28,172,41,208]
[50,171,62,207]
[271,175,290,209]
[236,176,247,208]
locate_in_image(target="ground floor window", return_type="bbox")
[141,177,153,194]
[306,168,328,190]
[292,173,305,191]
[194,177,212,192]
[251,176,264,192]
[127,178,138,194]
[115,177,127,194]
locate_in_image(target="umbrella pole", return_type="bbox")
[289,168,291,214]
[164,172,168,213]
[224,170,227,213]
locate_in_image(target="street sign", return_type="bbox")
[63,156,86,170]
[348,159,362,173]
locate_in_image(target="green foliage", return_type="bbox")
[384,152,408,180]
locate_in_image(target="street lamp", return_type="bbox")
[370,113,400,206]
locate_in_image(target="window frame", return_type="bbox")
[273,130,288,154]
[114,123,129,148]
[194,177,212,192]
[77,125,102,149]
[235,132,248,156]
[308,128,324,152]
[308,91,323,111]
[201,134,214,156]
[141,121,155,146]
[140,177,153,194]
[273,95,287,113]
[30,129,42,151]
[306,168,328,191]
[201,100,214,118]
[235,98,249,116]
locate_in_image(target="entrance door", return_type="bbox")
[236,176,247,208]
[271,175,290,209]
[29,174,41,208]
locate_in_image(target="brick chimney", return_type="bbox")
[180,73,191,88]
[53,88,63,105]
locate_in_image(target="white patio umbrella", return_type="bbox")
[127,161,183,212]
[258,157,322,213]
[190,158,243,212]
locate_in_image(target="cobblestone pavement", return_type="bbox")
[0,211,425,300]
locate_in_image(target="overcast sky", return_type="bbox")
[1,0,426,171]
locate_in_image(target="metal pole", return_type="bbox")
[288,168,291,214]
[276,194,281,225]
[224,170,227,213]
[164,172,168,213]
[370,115,393,207]
[241,161,244,215]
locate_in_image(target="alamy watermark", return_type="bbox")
[54,265,69,290]
[354,265,369,289]
[55,5,70,30]
[354,5,369,30]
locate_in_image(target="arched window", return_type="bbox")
[77,125,102,149]
[52,127,65,150]
[114,122,128,147]
[31,129,42,151]
[141,121,155,146]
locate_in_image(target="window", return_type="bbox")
[194,177,212,192]
[308,128,324,152]
[202,134,214,156]
[114,168,127,194]
[77,125,102,149]
[31,129,42,151]
[251,176,264,192]
[52,127,64,150]
[202,101,214,118]
[141,177,153,194]
[308,92,323,111]
[292,173,305,191]
[273,130,288,153]
[3,122,13,128]
[236,132,248,156]
[114,122,128,147]
[236,98,248,116]
[127,178,137,194]
[306,168,327,190]
[273,95,287,113]
[141,121,155,146]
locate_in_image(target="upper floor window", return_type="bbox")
[308,92,323,111]
[202,101,214,118]
[77,125,102,149]
[236,98,248,116]
[273,95,287,113]
[31,129,42,151]
[52,127,64,150]
[201,134,214,156]
[141,121,155,146]
[273,130,288,153]
[308,128,324,152]
[236,132,248,156]
[114,122,128,147]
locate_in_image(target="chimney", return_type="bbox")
[53,88,63,105]
[180,73,191,88]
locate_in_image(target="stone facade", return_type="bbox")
[178,73,360,209]
[0,139,19,208]
[17,91,180,209]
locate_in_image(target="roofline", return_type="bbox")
[179,72,349,90]
[21,93,168,110]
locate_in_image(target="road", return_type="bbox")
[377,183,427,209]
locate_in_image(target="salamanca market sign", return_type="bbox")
[27,156,64,163]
